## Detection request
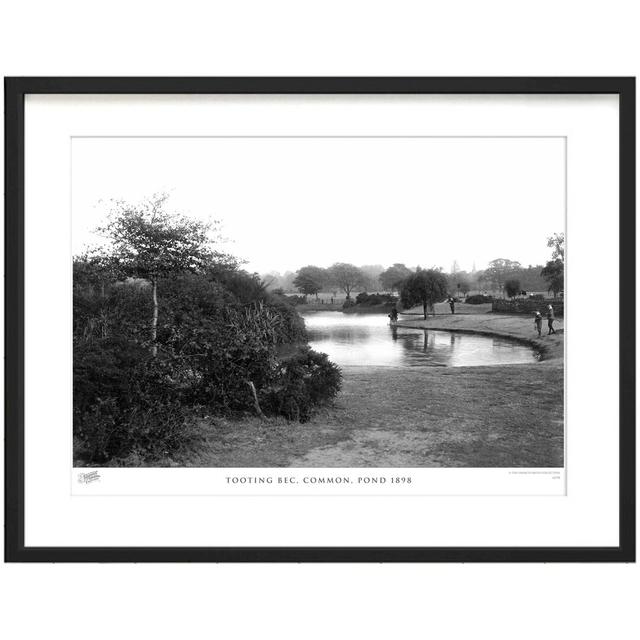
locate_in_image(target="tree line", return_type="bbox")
[275,233,565,302]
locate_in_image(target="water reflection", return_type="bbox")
[303,311,536,368]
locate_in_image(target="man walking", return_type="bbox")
[546,304,556,335]
[448,296,455,314]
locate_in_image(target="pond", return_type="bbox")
[303,312,538,368]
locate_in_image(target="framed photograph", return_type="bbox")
[5,77,635,562]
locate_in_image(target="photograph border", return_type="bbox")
[5,76,635,562]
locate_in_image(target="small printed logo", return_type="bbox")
[78,470,101,484]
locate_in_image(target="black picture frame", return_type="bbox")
[4,77,635,563]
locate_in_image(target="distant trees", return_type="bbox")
[457,277,471,296]
[273,245,562,307]
[446,271,471,297]
[293,265,327,298]
[484,258,522,293]
[359,264,384,291]
[541,259,564,297]
[476,272,487,293]
[400,268,448,320]
[511,265,547,292]
[380,263,413,292]
[541,232,565,297]
[262,270,296,292]
[327,263,365,300]
[504,278,521,299]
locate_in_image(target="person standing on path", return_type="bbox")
[546,304,556,335]
[448,296,455,314]
[534,311,542,337]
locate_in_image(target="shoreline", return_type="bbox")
[397,312,564,363]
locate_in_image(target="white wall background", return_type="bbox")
[1,1,638,639]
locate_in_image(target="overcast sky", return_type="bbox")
[72,136,565,274]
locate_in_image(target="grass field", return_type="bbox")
[168,310,564,468]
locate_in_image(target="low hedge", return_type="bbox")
[465,294,494,304]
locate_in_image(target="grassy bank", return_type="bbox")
[162,312,564,468]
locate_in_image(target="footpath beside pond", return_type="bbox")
[174,311,564,469]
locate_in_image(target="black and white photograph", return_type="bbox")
[2,2,639,638]
[6,77,632,566]
[72,135,565,470]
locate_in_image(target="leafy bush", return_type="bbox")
[74,338,205,463]
[73,202,343,466]
[283,294,307,306]
[207,265,266,304]
[260,348,342,422]
[504,278,521,299]
[354,292,398,306]
[342,298,356,309]
[465,294,494,304]
[74,282,152,345]
[74,262,335,464]
[264,294,307,343]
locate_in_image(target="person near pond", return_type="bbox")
[534,311,542,337]
[388,307,399,324]
[546,304,556,335]
[448,296,455,314]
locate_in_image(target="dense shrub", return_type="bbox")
[492,298,563,316]
[283,294,307,306]
[264,295,307,343]
[73,200,343,466]
[74,282,152,345]
[74,261,333,465]
[207,265,266,304]
[504,278,521,299]
[354,292,398,306]
[74,338,205,463]
[260,348,342,422]
[465,294,494,304]
[74,303,281,463]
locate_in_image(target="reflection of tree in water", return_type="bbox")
[307,314,534,367]
[394,329,455,365]
[308,326,372,344]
